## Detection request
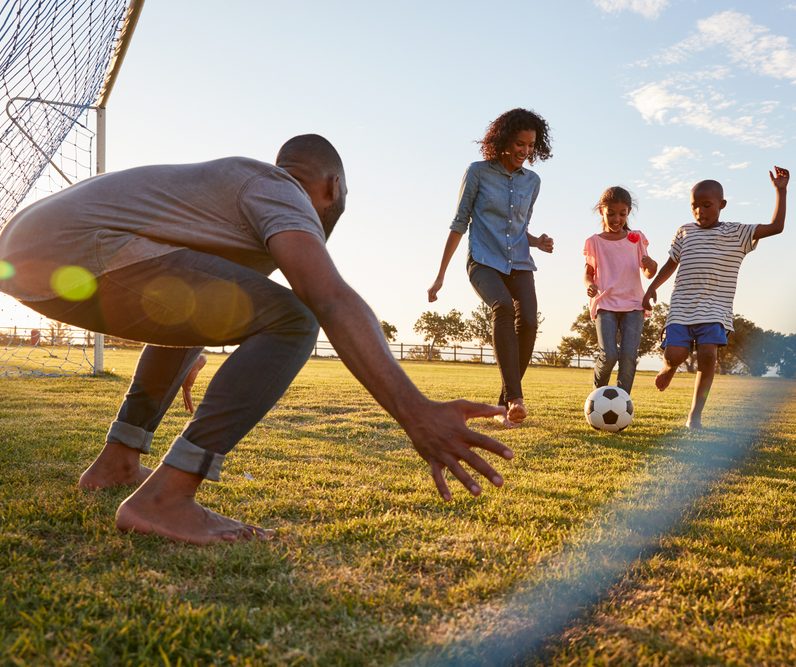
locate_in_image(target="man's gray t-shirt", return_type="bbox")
[0,157,325,301]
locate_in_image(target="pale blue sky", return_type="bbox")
[5,0,796,350]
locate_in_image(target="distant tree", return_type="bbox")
[413,309,468,360]
[563,306,598,357]
[720,315,782,376]
[776,334,796,379]
[557,335,593,368]
[465,302,544,346]
[380,320,397,343]
[639,302,668,358]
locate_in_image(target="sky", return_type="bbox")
[2,0,796,354]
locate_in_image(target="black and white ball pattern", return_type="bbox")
[584,386,633,432]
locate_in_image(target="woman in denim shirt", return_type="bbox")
[428,108,554,428]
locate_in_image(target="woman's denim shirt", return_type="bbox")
[450,160,541,274]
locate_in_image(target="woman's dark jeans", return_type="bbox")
[467,260,537,407]
[24,249,319,481]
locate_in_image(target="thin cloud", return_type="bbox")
[593,0,669,19]
[628,80,782,149]
[649,146,698,171]
[653,11,796,82]
[728,162,750,169]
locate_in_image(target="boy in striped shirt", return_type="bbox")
[643,166,789,429]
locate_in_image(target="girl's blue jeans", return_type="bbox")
[593,309,644,394]
[23,248,319,481]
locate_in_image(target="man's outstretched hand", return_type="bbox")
[405,399,514,501]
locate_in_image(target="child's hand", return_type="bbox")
[641,255,657,272]
[642,288,656,311]
[770,166,789,190]
[586,283,598,298]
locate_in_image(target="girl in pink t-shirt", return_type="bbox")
[583,187,658,393]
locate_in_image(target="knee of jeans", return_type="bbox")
[490,298,514,322]
[517,313,537,333]
[279,299,320,339]
[600,350,619,366]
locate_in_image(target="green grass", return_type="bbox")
[1,352,795,665]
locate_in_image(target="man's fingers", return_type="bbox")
[465,429,514,460]
[442,457,482,497]
[457,448,505,487]
[430,462,451,501]
[456,400,506,420]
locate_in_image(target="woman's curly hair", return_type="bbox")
[478,108,553,164]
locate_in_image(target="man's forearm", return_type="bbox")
[310,286,429,425]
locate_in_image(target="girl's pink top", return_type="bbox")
[583,231,649,320]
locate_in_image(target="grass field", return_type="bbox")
[1,352,795,666]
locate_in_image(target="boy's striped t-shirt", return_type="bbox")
[666,221,757,332]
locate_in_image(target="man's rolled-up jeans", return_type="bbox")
[23,248,319,481]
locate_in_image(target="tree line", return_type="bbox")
[381,304,796,378]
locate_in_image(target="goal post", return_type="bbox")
[0,0,146,376]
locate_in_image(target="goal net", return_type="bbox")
[0,0,144,377]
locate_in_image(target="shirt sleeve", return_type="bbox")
[238,171,325,246]
[450,164,479,234]
[669,226,684,263]
[738,222,758,254]
[583,235,596,269]
[638,230,650,266]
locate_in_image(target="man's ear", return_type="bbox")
[720,199,727,209]
[325,173,340,202]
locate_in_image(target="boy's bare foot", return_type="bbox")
[115,464,274,545]
[493,414,519,429]
[78,442,153,490]
[685,417,703,430]
[655,365,677,391]
[507,399,527,423]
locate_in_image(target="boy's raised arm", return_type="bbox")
[754,166,789,241]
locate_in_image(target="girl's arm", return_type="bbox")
[584,263,598,297]
[642,257,677,310]
[428,231,463,302]
[641,254,658,279]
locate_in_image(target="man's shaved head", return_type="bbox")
[276,134,343,176]
[276,134,347,238]
[692,179,724,199]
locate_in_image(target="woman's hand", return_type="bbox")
[536,233,554,253]
[427,276,444,302]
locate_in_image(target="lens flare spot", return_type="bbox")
[141,276,196,325]
[51,265,97,301]
[192,281,253,341]
[0,260,15,280]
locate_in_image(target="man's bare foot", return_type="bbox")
[78,442,153,490]
[115,464,274,545]
[507,399,527,423]
[494,414,519,429]
[655,365,677,391]
[116,499,274,545]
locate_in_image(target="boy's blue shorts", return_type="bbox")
[662,323,728,349]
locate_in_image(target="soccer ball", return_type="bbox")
[584,386,633,432]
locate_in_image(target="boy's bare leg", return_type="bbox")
[78,442,153,490]
[686,344,717,429]
[116,464,274,545]
[655,346,689,391]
